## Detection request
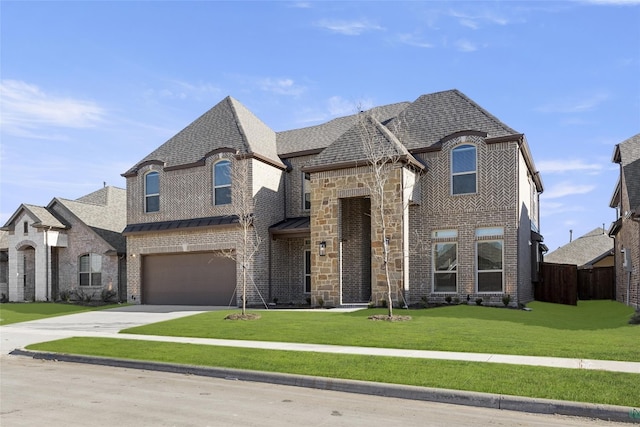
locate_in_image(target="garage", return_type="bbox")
[142,252,236,305]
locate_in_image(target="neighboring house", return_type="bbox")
[544,228,614,269]
[123,89,545,307]
[609,133,640,308]
[0,186,127,302]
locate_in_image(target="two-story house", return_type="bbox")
[1,186,127,302]
[609,133,640,308]
[123,89,544,307]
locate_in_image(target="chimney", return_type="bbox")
[569,229,573,242]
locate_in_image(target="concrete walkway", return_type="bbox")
[1,305,639,374]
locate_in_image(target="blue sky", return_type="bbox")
[1,1,639,252]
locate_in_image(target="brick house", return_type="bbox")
[0,186,127,302]
[609,133,640,308]
[123,89,544,307]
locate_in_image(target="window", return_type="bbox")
[451,144,477,195]
[79,254,101,286]
[214,160,232,205]
[23,221,29,234]
[145,171,159,213]
[476,227,504,292]
[434,243,457,292]
[302,172,311,210]
[304,249,311,293]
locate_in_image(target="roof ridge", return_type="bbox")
[451,89,517,135]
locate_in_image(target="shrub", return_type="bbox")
[58,290,72,303]
[317,297,324,308]
[475,298,483,306]
[629,310,640,325]
[0,293,8,303]
[444,295,452,304]
[101,288,117,303]
[453,297,460,304]
[74,288,93,303]
[502,294,511,307]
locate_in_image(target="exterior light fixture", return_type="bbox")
[319,241,326,256]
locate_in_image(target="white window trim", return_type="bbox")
[213,159,232,206]
[476,239,504,294]
[432,241,458,294]
[451,144,477,196]
[144,171,160,213]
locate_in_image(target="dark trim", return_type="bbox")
[204,147,237,158]
[485,133,524,144]
[235,152,287,170]
[410,145,442,155]
[302,154,425,174]
[269,217,310,240]
[122,160,166,178]
[608,218,622,236]
[279,148,325,159]
[123,215,239,236]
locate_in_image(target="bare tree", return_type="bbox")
[356,113,421,319]
[222,154,262,317]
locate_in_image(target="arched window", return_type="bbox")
[79,253,102,286]
[145,171,160,213]
[451,144,477,195]
[213,160,232,205]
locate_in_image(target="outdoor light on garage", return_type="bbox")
[319,241,326,256]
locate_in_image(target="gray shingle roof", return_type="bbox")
[124,96,283,175]
[276,102,410,156]
[544,228,613,267]
[304,114,419,171]
[19,204,67,229]
[389,89,518,151]
[618,133,640,212]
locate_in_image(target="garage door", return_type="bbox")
[142,253,236,305]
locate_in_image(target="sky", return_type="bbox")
[1,0,639,253]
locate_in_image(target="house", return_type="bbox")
[122,89,545,307]
[0,186,127,302]
[609,133,640,308]
[544,228,614,269]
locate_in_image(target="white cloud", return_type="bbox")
[327,96,373,117]
[145,80,220,101]
[259,78,306,96]
[0,79,106,137]
[455,39,479,52]
[535,92,610,114]
[542,181,596,199]
[315,19,384,35]
[537,159,603,174]
[396,33,434,48]
[448,9,510,28]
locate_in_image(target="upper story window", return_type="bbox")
[23,221,29,234]
[144,171,160,213]
[302,172,311,210]
[451,144,477,195]
[214,160,232,205]
[79,253,101,287]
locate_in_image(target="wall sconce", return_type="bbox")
[319,241,326,256]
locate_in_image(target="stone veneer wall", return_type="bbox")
[310,164,406,307]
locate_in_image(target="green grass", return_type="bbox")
[0,302,124,326]
[26,337,640,407]
[122,300,640,361]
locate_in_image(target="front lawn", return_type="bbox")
[0,302,123,326]
[26,337,640,407]
[122,300,640,361]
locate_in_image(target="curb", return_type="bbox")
[10,349,639,424]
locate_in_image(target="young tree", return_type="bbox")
[357,113,422,319]
[222,153,263,317]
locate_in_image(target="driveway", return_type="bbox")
[0,305,223,355]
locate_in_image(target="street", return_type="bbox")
[0,356,631,427]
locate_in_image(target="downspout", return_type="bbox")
[45,226,50,301]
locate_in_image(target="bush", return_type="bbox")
[74,288,93,303]
[502,294,511,307]
[453,297,460,304]
[629,310,640,325]
[101,288,117,303]
[475,298,483,306]
[0,293,8,303]
[317,297,324,308]
[58,290,72,303]
[444,295,452,304]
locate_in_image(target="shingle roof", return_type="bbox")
[276,102,410,156]
[124,96,283,176]
[544,228,613,267]
[1,204,68,230]
[617,133,640,213]
[389,89,518,151]
[304,113,420,171]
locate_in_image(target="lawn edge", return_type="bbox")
[9,349,638,424]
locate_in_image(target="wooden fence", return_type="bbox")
[536,263,615,305]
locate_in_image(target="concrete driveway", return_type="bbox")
[0,305,223,355]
